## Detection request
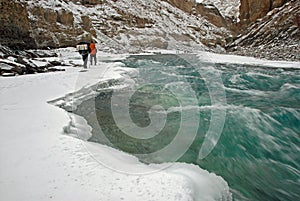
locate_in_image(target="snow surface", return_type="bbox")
[0,48,232,201]
[1,44,299,200]
[198,51,300,69]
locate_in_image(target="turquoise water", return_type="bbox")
[74,54,300,201]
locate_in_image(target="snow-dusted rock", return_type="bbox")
[227,0,299,61]
[1,0,230,53]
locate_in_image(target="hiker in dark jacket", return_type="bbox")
[76,42,91,68]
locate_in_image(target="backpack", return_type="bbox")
[76,44,88,51]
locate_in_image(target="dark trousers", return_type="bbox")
[82,54,89,68]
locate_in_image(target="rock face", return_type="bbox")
[0,0,36,49]
[194,3,227,28]
[239,0,288,23]
[227,0,300,61]
[161,0,196,12]
[28,6,97,48]
[196,0,240,19]
[71,0,105,5]
[162,0,228,27]
[0,0,231,52]
[0,0,298,61]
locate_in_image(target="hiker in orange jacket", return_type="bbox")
[90,41,97,65]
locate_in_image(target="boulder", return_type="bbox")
[12,66,26,75]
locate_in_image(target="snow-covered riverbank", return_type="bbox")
[0,48,231,201]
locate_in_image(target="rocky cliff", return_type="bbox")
[228,0,299,61]
[0,0,36,49]
[239,0,288,23]
[0,0,299,61]
[0,0,230,53]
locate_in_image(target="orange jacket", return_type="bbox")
[90,43,97,55]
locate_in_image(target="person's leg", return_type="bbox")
[81,55,85,67]
[94,54,97,65]
[83,54,88,68]
[90,55,96,65]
